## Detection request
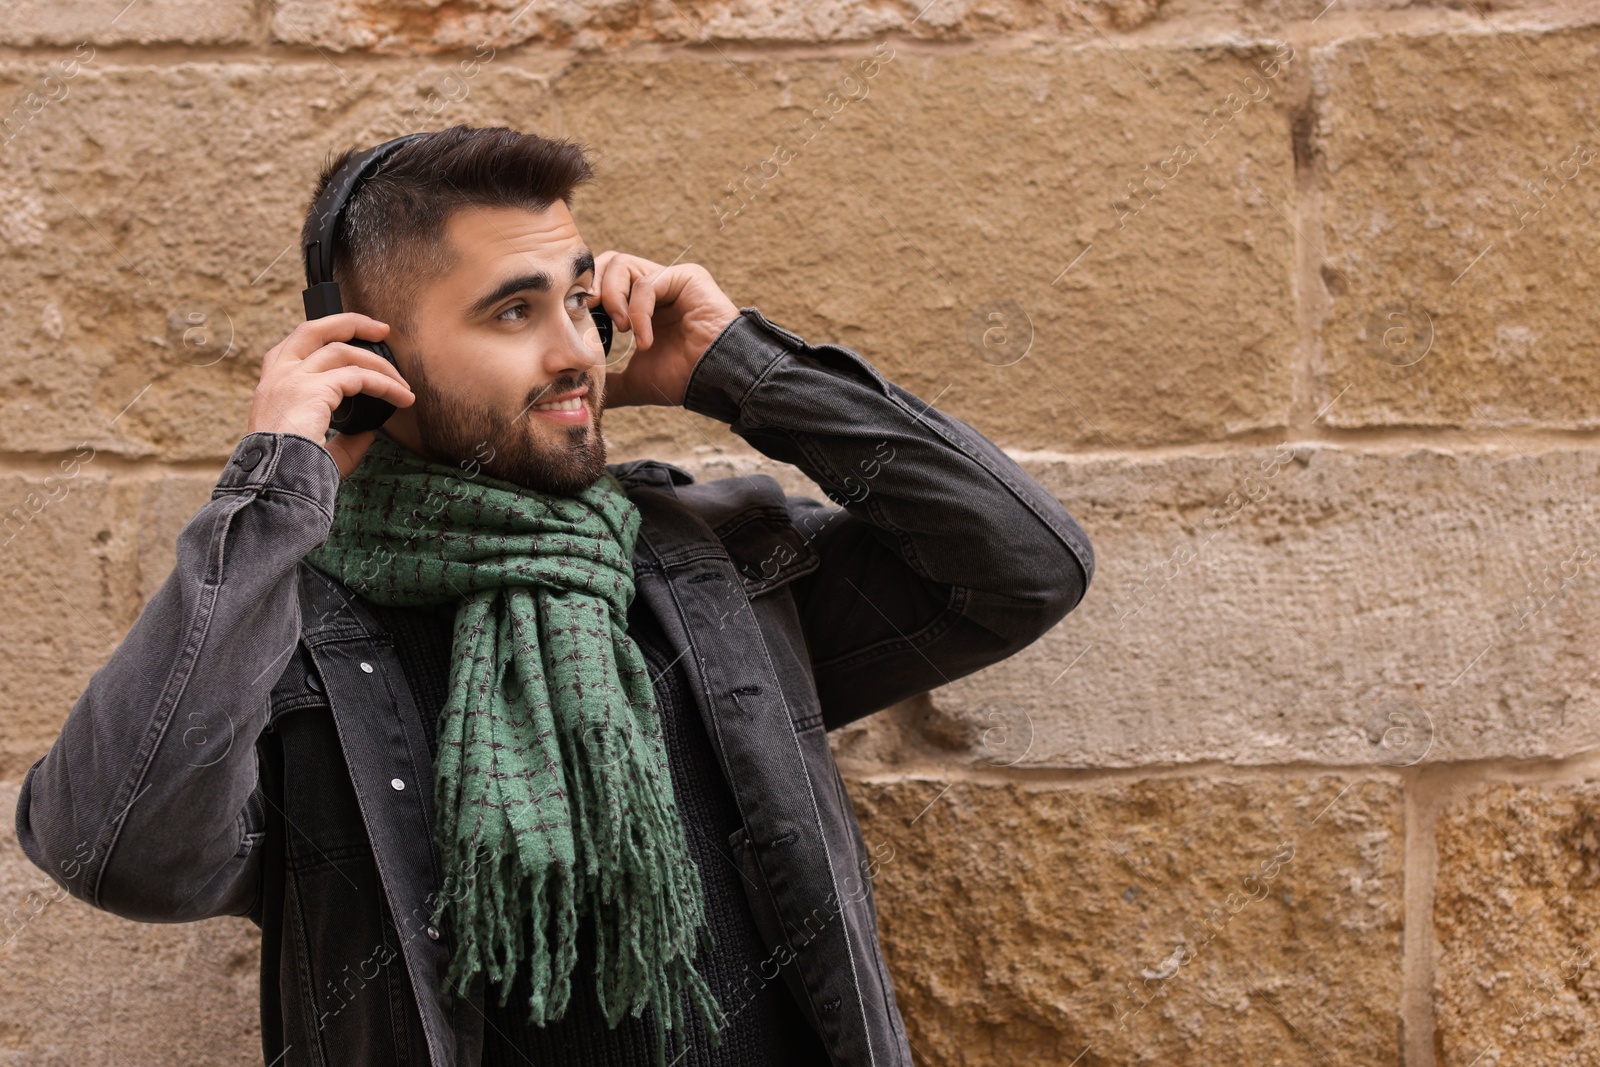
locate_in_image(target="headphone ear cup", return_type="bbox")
[328,338,400,435]
[590,303,613,356]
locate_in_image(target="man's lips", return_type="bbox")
[527,386,590,425]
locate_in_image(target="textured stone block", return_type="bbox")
[266,0,1556,53]
[1312,27,1600,432]
[0,468,140,779]
[562,43,1299,452]
[264,0,1141,53]
[1434,779,1600,1066]
[0,0,257,47]
[0,468,217,778]
[847,774,1403,1065]
[25,442,1600,778]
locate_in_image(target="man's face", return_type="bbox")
[381,202,610,496]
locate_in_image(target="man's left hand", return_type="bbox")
[593,251,739,408]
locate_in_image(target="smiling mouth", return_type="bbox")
[520,383,592,426]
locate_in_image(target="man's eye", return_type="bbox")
[568,291,596,311]
[498,303,528,321]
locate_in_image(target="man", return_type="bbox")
[15,125,1092,1067]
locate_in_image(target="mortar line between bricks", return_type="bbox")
[1285,23,1324,441]
[1401,765,1441,1067]
[1000,428,1600,461]
[251,0,273,46]
[0,759,1584,797]
[836,745,1600,787]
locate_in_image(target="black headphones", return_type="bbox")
[302,133,614,435]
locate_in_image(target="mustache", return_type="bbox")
[528,375,592,409]
[521,371,595,411]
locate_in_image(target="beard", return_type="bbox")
[405,363,609,497]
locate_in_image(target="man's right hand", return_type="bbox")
[247,313,415,478]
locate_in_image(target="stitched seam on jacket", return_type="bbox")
[288,871,333,1066]
[311,641,456,1067]
[734,329,1087,585]
[732,345,789,414]
[226,764,266,921]
[781,428,936,582]
[385,907,411,1067]
[212,484,335,522]
[835,776,909,1063]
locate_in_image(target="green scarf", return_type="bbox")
[305,437,726,1064]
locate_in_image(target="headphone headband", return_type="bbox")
[301,132,429,319]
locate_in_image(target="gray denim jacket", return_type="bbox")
[15,307,1093,1067]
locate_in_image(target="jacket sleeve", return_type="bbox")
[13,432,339,923]
[682,307,1094,730]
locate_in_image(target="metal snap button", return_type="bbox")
[305,672,323,693]
[391,778,405,791]
[426,926,440,941]
[360,662,374,674]
[234,447,263,472]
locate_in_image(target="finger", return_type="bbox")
[273,314,391,365]
[301,342,412,389]
[596,254,635,332]
[591,250,618,315]
[321,366,416,408]
[629,268,658,351]
[597,254,664,335]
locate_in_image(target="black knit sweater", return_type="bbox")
[365,596,831,1067]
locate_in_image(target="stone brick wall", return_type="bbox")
[2,1,1597,1063]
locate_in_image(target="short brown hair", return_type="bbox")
[301,125,594,331]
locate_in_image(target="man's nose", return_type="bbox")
[541,311,606,377]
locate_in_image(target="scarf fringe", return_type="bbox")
[433,833,575,1014]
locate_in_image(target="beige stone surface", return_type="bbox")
[0,467,216,779]
[846,774,1403,1065]
[1,41,1298,461]
[0,781,260,1065]
[0,469,141,780]
[565,43,1298,453]
[1434,779,1600,1066]
[0,0,257,46]
[1312,26,1600,432]
[265,0,1581,52]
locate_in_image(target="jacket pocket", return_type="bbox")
[275,705,421,1066]
[715,504,821,598]
[283,860,414,1065]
